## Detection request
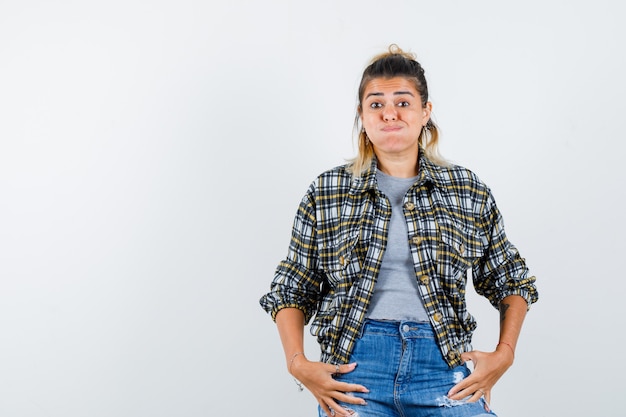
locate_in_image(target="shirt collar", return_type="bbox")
[417,151,444,189]
[349,148,442,195]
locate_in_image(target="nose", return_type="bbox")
[383,105,397,121]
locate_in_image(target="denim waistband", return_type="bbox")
[360,319,433,339]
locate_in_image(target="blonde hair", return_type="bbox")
[348,45,447,176]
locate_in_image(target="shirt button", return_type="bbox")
[402,324,410,333]
[458,244,465,255]
[404,202,415,211]
[447,350,459,360]
[433,312,443,322]
[419,275,430,285]
[339,256,346,266]
[410,236,421,245]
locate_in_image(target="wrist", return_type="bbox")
[496,341,515,364]
[497,341,515,355]
[288,352,306,375]
[287,352,306,392]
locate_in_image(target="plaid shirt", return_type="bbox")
[260,152,538,367]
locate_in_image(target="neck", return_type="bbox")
[375,152,419,178]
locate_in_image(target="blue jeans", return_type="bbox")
[319,320,496,417]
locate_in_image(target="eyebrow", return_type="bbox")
[365,91,415,99]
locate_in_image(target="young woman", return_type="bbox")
[260,45,538,417]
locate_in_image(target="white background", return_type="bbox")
[1,1,624,416]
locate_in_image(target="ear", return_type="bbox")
[423,102,433,123]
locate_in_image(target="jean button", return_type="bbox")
[402,324,410,333]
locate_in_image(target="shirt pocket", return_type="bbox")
[438,219,485,283]
[318,233,361,290]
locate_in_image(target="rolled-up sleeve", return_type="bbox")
[472,190,538,310]
[260,186,324,323]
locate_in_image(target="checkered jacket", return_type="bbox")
[260,152,538,367]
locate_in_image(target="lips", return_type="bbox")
[382,125,403,132]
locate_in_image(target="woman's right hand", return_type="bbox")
[290,355,369,417]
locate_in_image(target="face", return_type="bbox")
[360,77,432,159]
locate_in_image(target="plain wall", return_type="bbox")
[1,1,624,416]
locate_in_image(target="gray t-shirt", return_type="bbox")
[366,170,429,322]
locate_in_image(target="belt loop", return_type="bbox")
[356,319,368,339]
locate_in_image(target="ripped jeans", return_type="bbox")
[319,320,496,417]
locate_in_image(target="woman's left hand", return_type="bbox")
[446,346,514,406]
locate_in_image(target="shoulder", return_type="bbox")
[308,163,354,193]
[430,161,489,193]
[424,160,496,214]
[294,164,356,221]
[316,163,353,180]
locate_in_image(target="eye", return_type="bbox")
[397,101,410,107]
[369,102,382,109]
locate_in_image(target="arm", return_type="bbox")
[497,294,528,357]
[275,308,368,417]
[448,186,537,405]
[263,180,371,416]
[275,307,306,369]
[447,295,527,405]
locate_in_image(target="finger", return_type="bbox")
[449,378,481,399]
[333,362,357,375]
[323,399,351,417]
[447,383,464,397]
[318,397,346,417]
[479,390,492,412]
[331,364,369,392]
[334,390,367,406]
[319,403,332,417]
[336,382,369,394]
[461,352,477,364]
[461,389,481,404]
[452,387,483,404]
[448,385,469,400]
[448,377,472,397]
